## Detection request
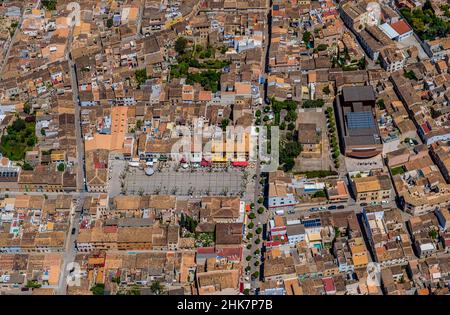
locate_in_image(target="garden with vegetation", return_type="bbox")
[390,165,406,176]
[400,0,450,41]
[259,98,301,172]
[331,47,366,71]
[302,99,325,108]
[0,118,37,161]
[179,213,215,247]
[295,170,338,178]
[42,0,57,10]
[169,37,230,93]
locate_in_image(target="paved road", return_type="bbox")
[243,4,272,295]
[66,26,86,192]
[56,196,84,295]
[286,199,398,221]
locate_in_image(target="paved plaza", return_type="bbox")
[123,167,247,197]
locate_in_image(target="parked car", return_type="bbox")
[328,205,337,210]
[287,210,295,214]
[71,228,76,235]
[360,203,368,207]
[381,200,389,205]
[337,205,345,209]
[309,207,319,212]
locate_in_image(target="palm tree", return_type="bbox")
[150,281,165,295]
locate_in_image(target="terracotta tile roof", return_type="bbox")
[390,20,411,35]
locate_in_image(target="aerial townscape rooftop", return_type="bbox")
[0,0,449,302]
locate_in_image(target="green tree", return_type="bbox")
[23,102,31,114]
[302,99,325,108]
[377,99,386,110]
[404,70,417,80]
[22,162,33,171]
[150,281,165,295]
[285,110,297,122]
[42,0,57,11]
[135,69,148,86]
[429,229,438,240]
[221,118,230,131]
[334,226,341,238]
[57,163,65,172]
[312,190,326,198]
[175,37,188,54]
[317,44,328,51]
[302,31,312,44]
[26,280,42,289]
[106,18,113,28]
[90,283,105,295]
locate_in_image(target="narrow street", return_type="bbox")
[66,24,86,193]
[56,196,84,295]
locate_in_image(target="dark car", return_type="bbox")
[328,205,337,210]
[337,205,345,209]
[360,203,368,207]
[71,228,76,235]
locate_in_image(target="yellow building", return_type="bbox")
[352,174,392,203]
[349,237,369,269]
[211,132,252,166]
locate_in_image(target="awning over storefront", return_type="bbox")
[200,159,211,167]
[232,161,248,167]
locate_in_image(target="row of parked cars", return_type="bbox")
[309,205,345,212]
[359,200,389,207]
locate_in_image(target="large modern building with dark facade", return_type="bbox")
[334,86,383,158]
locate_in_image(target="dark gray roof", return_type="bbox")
[118,218,154,228]
[342,86,375,103]
[286,224,305,236]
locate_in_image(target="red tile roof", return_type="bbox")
[197,247,215,254]
[322,277,336,292]
[390,20,411,35]
[421,122,431,134]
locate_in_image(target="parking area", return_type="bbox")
[121,167,247,197]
